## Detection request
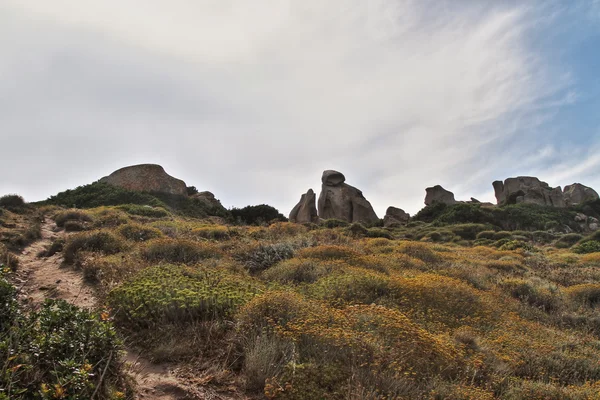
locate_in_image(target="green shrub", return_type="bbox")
[1,273,125,400]
[191,226,231,240]
[261,259,343,284]
[346,222,368,236]
[554,233,583,248]
[55,209,93,227]
[141,238,222,263]
[117,204,169,218]
[108,264,260,327]
[0,194,26,212]
[320,219,350,228]
[427,230,456,243]
[92,208,130,228]
[572,241,600,254]
[231,204,287,225]
[397,242,442,264]
[532,231,557,244]
[565,284,600,307]
[64,220,87,232]
[500,279,560,312]
[63,231,125,263]
[499,240,533,251]
[234,242,296,273]
[476,230,496,240]
[0,245,19,271]
[297,245,360,261]
[450,224,489,240]
[366,228,393,239]
[118,223,163,242]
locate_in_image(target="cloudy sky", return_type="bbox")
[1,1,599,216]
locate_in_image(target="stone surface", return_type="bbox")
[493,177,565,207]
[424,185,456,206]
[100,164,188,196]
[383,206,410,228]
[317,170,379,224]
[289,189,319,224]
[191,191,224,209]
[563,183,599,206]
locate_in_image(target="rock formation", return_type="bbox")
[424,185,456,206]
[563,183,599,206]
[100,164,188,196]
[317,170,379,224]
[493,177,565,207]
[191,191,224,209]
[383,207,410,228]
[289,189,319,224]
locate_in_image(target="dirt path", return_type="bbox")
[13,217,202,400]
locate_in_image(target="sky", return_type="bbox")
[1,1,600,216]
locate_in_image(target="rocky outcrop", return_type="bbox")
[563,183,599,206]
[493,177,565,207]
[289,189,319,224]
[191,191,224,208]
[383,207,410,228]
[100,164,188,196]
[424,185,456,206]
[317,170,379,224]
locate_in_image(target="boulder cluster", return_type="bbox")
[290,170,408,226]
[493,177,599,207]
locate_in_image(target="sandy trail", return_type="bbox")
[13,217,200,400]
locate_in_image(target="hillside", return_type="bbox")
[3,175,600,399]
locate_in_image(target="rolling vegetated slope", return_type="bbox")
[3,191,600,399]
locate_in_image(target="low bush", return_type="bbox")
[64,220,87,232]
[117,204,170,218]
[63,231,125,264]
[109,264,260,327]
[141,238,222,263]
[366,228,393,239]
[231,204,287,225]
[450,224,489,240]
[476,230,496,240]
[500,278,561,312]
[554,233,584,248]
[234,242,296,273]
[0,194,26,212]
[0,244,19,271]
[572,240,600,254]
[296,245,360,261]
[320,219,350,228]
[118,223,163,242]
[565,284,600,307]
[191,226,231,240]
[54,209,93,228]
[261,259,345,285]
[397,241,443,264]
[0,273,126,399]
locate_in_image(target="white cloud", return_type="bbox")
[0,1,584,215]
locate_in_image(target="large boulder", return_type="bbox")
[563,183,599,206]
[289,189,319,224]
[493,177,565,207]
[383,206,410,228]
[317,170,379,224]
[100,164,188,196]
[424,185,456,206]
[191,191,224,208]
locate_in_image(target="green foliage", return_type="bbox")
[63,231,125,263]
[118,223,163,242]
[0,273,124,399]
[572,240,600,254]
[54,209,93,228]
[261,259,343,285]
[116,204,169,218]
[230,204,287,225]
[191,226,231,241]
[108,264,261,327]
[141,238,222,263]
[320,219,350,228]
[0,194,27,212]
[554,233,584,248]
[234,242,296,273]
[449,224,489,240]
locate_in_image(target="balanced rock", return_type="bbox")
[383,206,410,228]
[493,177,565,207]
[424,185,456,206]
[318,170,379,224]
[289,189,319,224]
[563,183,599,206]
[100,164,188,196]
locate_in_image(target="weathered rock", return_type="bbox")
[318,170,379,224]
[424,185,456,206]
[191,191,224,209]
[383,206,410,228]
[563,183,599,206]
[100,164,188,196]
[289,189,319,224]
[493,177,565,207]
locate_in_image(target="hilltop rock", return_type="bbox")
[424,185,456,206]
[493,177,565,207]
[100,164,188,196]
[289,189,319,224]
[318,170,379,224]
[383,207,410,228]
[191,191,224,208]
[563,183,599,206]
